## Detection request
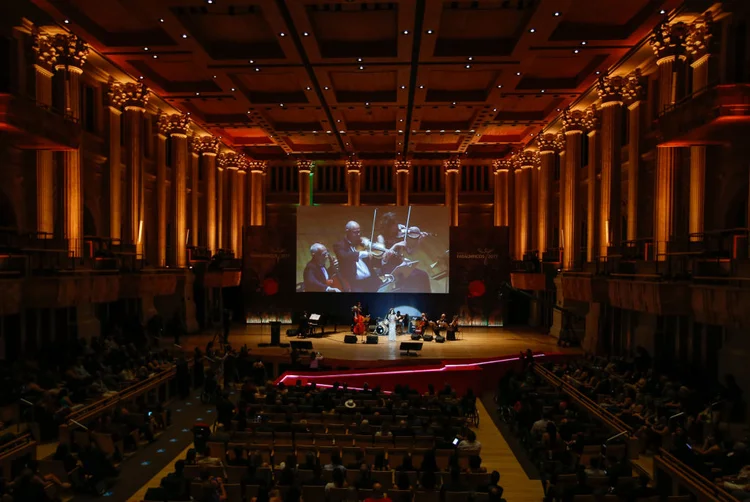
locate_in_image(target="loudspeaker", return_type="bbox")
[344,335,358,344]
[422,334,433,342]
[366,335,379,344]
[447,331,456,341]
[399,342,423,355]
[287,329,299,337]
[270,322,281,345]
[411,333,422,340]
[290,341,313,351]
[435,335,446,343]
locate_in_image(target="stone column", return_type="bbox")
[229,162,241,256]
[444,158,460,226]
[106,83,125,240]
[219,153,240,255]
[651,21,688,260]
[625,71,644,241]
[558,149,566,252]
[536,134,563,255]
[492,159,511,227]
[587,127,600,263]
[598,76,626,258]
[189,138,200,247]
[53,34,88,257]
[347,158,362,207]
[297,159,313,206]
[687,15,713,241]
[197,137,220,253]
[155,115,168,268]
[32,31,58,238]
[561,109,590,270]
[216,162,225,251]
[165,114,190,267]
[395,159,411,206]
[514,151,538,258]
[121,83,149,256]
[248,161,267,226]
[237,162,246,258]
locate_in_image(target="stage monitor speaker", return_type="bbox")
[290,340,313,351]
[447,331,456,341]
[435,335,446,343]
[286,329,299,337]
[366,335,378,344]
[411,333,422,341]
[399,342,423,356]
[270,322,281,345]
[344,335,358,344]
[422,334,433,342]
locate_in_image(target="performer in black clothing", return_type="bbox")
[333,221,380,293]
[303,243,341,292]
[375,212,431,293]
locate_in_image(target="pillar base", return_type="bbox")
[76,304,100,341]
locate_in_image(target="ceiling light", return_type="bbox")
[476,133,480,137]
[359,66,364,70]
[326,130,331,134]
[207,0,213,3]
[426,29,433,34]
[660,9,666,14]
[468,57,473,61]
[64,19,70,24]
[346,143,349,146]
[541,89,545,93]
[455,129,460,133]
[529,28,536,33]
[231,88,235,91]
[306,86,311,91]
[400,85,405,89]
[556,108,561,112]
[581,41,586,45]
[497,85,503,89]
[182,34,188,39]
[465,64,471,69]
[357,58,363,62]
[365,102,369,106]
[187,112,191,115]
[153,54,158,59]
[399,119,404,122]
[303,32,309,36]
[398,130,403,133]
[493,108,497,112]
[324,86,329,90]
[339,130,345,134]
[402,30,409,35]
[337,119,341,123]
[159,18,164,22]
[280,103,284,107]
[212,75,217,78]
[554,12,561,16]
[470,130,475,133]
[196,92,200,96]
[595,71,600,75]
[279,32,286,37]
[249,60,254,63]
[426,130,431,133]
[144,47,149,51]
[247,110,251,114]
[255,67,260,71]
[139,76,144,80]
[440,129,445,133]
[452,102,456,105]
[419,85,424,89]
[574,49,579,54]
[516,72,521,76]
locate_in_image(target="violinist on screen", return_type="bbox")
[376,212,431,293]
[333,221,380,293]
[303,243,341,292]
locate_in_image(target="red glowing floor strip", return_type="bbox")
[275,353,546,386]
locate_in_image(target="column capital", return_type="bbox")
[237,154,249,173]
[395,159,411,174]
[193,135,221,156]
[346,157,362,174]
[121,82,149,111]
[32,29,59,73]
[492,159,513,173]
[51,33,89,73]
[687,12,714,62]
[513,150,539,170]
[160,113,191,138]
[597,75,627,107]
[624,69,645,105]
[108,81,127,111]
[562,108,598,135]
[218,152,240,170]
[247,160,267,174]
[650,21,689,63]
[297,159,314,174]
[536,133,564,154]
[443,157,461,174]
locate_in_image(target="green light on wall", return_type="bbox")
[309,162,316,206]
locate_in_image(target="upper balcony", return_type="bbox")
[0,93,81,151]
[657,83,750,146]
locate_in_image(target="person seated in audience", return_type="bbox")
[160,460,190,501]
[53,443,79,475]
[215,392,235,429]
[324,452,346,472]
[584,457,606,477]
[531,413,551,436]
[277,455,297,486]
[347,450,366,470]
[372,452,390,471]
[325,466,347,495]
[392,419,413,437]
[197,468,226,502]
[395,470,412,491]
[227,446,247,467]
[488,485,504,502]
[563,469,592,502]
[355,464,374,490]
[364,483,392,502]
[375,423,392,437]
[479,471,502,496]
[395,454,414,472]
[466,455,486,473]
[300,452,317,471]
[441,467,468,496]
[420,450,439,473]
[457,430,482,454]
[419,470,438,491]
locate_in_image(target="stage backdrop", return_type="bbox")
[242,213,509,326]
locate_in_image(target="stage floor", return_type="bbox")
[175,324,580,363]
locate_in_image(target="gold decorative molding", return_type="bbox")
[513,150,539,170]
[194,135,221,156]
[443,157,461,173]
[32,29,58,71]
[686,12,713,60]
[597,75,627,106]
[536,133,564,154]
[162,113,190,138]
[121,82,149,111]
[650,21,689,63]
[623,69,644,104]
[297,159,314,174]
[346,158,362,174]
[493,159,512,173]
[218,152,240,170]
[51,33,89,72]
[247,160,267,174]
[107,82,127,110]
[562,109,588,134]
[395,159,411,174]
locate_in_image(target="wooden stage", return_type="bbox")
[176,324,580,364]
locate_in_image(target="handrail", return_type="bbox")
[655,448,740,502]
[534,365,633,435]
[0,435,36,478]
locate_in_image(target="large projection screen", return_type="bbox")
[297,206,449,293]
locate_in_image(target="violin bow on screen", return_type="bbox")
[369,208,377,255]
[403,205,412,246]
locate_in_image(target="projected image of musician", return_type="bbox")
[375,211,432,293]
[302,243,342,292]
[333,221,381,293]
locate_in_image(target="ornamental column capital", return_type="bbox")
[51,33,89,73]
[218,152,240,170]
[121,82,149,111]
[32,29,59,73]
[247,160,267,174]
[237,154,250,173]
[395,159,411,174]
[161,113,191,138]
[687,12,714,62]
[513,150,539,170]
[536,133,564,154]
[493,159,513,173]
[443,157,461,174]
[193,135,221,155]
[650,21,689,63]
[107,82,127,111]
[346,157,362,174]
[562,109,594,135]
[297,159,314,174]
[597,75,627,107]
[624,69,645,105]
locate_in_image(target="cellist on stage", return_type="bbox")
[352,302,368,342]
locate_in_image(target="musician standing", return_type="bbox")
[303,243,341,292]
[333,221,379,292]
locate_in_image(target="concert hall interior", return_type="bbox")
[1,0,750,501]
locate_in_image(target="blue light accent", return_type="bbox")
[176,409,182,412]
[181,428,190,433]
[141,461,151,466]
[157,448,166,453]
[103,491,113,497]
[207,409,213,413]
[170,438,178,443]
[186,402,192,405]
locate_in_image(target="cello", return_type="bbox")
[352,310,368,342]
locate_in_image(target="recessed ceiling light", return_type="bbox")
[324,86,329,90]
[63,19,70,24]
[426,130,431,133]
[279,32,286,37]
[529,28,536,33]
[556,108,561,112]
[326,130,331,133]
[399,119,403,122]
[231,88,235,91]
[440,129,445,133]
[574,49,579,54]
[340,130,345,134]
[207,0,213,3]
[426,29,433,34]
[400,85,406,89]
[465,64,471,69]
[357,58,363,62]
[581,41,587,45]
[497,85,503,89]
[419,85,424,89]
[468,57,473,61]
[493,108,497,112]
[182,34,188,39]
[280,103,284,107]
[196,92,200,96]
[470,129,475,132]
[455,129,460,133]
[554,12,561,16]
[247,110,251,114]
[359,66,364,70]
[187,112,191,115]
[306,86,311,91]
[144,47,149,51]
[212,75,217,78]
[660,9,666,14]
[249,60,254,64]
[595,71,600,75]
[452,102,456,105]
[337,119,341,123]
[402,30,409,35]
[159,18,164,22]
[255,67,260,71]
[476,133,480,137]
[365,102,369,106]
[303,32,309,37]
[139,76,144,80]
[346,143,349,146]
[516,72,521,76]
[153,54,158,59]
[398,130,403,133]
[541,89,545,93]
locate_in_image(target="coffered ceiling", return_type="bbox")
[32,0,681,160]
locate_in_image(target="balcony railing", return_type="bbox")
[0,93,81,150]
